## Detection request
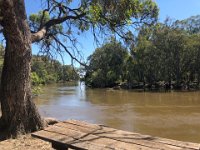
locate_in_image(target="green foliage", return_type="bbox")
[85,18,200,90]
[174,15,200,34]
[28,0,158,56]
[32,86,42,96]
[59,65,79,81]
[31,55,79,85]
[29,11,63,33]
[87,0,158,28]
[29,11,50,31]
[85,39,128,87]
[31,72,41,85]
[29,11,63,47]
[30,56,79,94]
[0,51,79,93]
[127,22,200,90]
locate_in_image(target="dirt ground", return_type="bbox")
[0,134,53,150]
[0,113,58,150]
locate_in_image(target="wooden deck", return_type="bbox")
[32,120,200,150]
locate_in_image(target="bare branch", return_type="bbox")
[52,36,87,67]
[39,9,49,29]
[0,26,3,33]
[31,28,47,42]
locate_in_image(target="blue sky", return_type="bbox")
[156,0,200,21]
[25,0,200,65]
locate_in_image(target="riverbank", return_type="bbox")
[106,82,200,92]
[0,134,52,150]
[0,114,58,149]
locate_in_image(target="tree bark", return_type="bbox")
[0,0,43,137]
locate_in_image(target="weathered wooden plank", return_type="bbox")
[64,120,150,139]
[58,121,185,150]
[152,137,200,150]
[43,125,116,149]
[94,128,200,150]
[72,142,111,150]
[63,121,149,139]
[32,129,112,150]
[65,120,100,129]
[74,136,160,150]
[56,122,99,133]
[32,120,200,150]
[44,125,87,140]
[32,130,82,150]
[44,124,165,150]
[32,130,74,143]
[64,120,200,150]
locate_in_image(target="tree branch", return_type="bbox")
[52,36,87,67]
[31,12,86,43]
[0,27,3,33]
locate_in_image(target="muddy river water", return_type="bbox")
[34,82,200,143]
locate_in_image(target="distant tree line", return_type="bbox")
[31,55,79,86]
[31,56,79,94]
[85,38,128,88]
[0,48,79,93]
[85,15,200,90]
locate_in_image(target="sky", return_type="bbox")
[24,0,200,66]
[155,0,200,21]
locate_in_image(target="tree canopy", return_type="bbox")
[174,15,200,34]
[85,38,128,87]
[28,0,158,63]
[85,17,200,90]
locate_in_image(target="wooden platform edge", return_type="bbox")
[31,132,86,150]
[31,120,200,150]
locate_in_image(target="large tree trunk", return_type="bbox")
[0,0,43,137]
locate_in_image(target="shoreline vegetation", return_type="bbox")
[84,16,200,91]
[31,55,79,95]
[0,50,80,95]
[87,82,200,92]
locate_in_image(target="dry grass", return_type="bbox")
[0,134,53,150]
[0,112,58,149]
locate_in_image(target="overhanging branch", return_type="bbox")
[31,12,86,43]
[52,36,87,67]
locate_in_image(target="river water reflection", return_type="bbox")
[34,82,200,143]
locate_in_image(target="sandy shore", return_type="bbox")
[0,134,53,150]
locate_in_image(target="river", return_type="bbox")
[34,82,200,143]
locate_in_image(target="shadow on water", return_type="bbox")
[34,82,200,143]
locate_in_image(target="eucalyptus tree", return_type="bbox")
[187,34,200,87]
[131,25,160,87]
[85,38,128,87]
[174,15,200,34]
[133,22,193,89]
[0,0,158,137]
